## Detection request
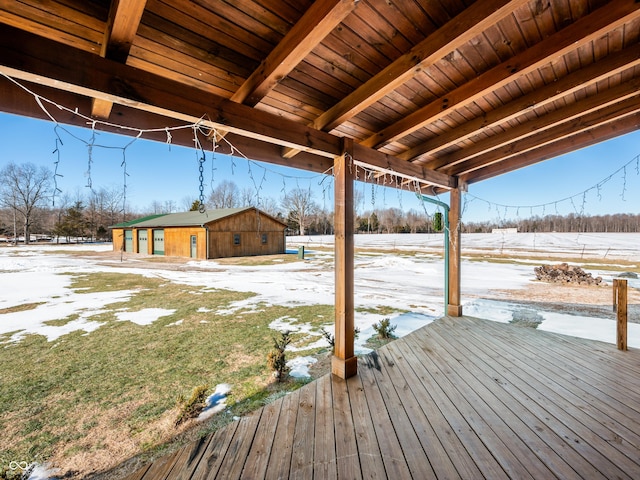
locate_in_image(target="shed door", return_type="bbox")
[138,230,148,253]
[190,235,197,258]
[124,230,133,252]
[152,229,165,255]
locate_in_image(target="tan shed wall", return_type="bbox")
[162,227,206,259]
[207,211,286,259]
[112,228,125,251]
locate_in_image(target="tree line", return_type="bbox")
[1,162,639,244]
[462,212,640,233]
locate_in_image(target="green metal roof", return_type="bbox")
[111,208,286,229]
[110,214,167,228]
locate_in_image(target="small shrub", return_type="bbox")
[372,318,397,339]
[267,330,291,382]
[319,326,360,352]
[175,384,209,426]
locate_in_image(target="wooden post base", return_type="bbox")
[331,355,358,379]
[447,304,463,317]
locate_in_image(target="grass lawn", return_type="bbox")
[0,271,332,479]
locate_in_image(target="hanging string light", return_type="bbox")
[51,126,64,206]
[463,152,640,221]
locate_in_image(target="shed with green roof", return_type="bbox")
[111,207,287,259]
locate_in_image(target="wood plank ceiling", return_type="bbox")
[0,0,639,194]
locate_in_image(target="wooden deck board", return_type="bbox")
[240,395,283,479]
[189,418,239,480]
[289,377,316,479]
[313,375,337,479]
[264,389,299,479]
[402,331,542,479]
[381,340,485,479]
[461,317,640,453]
[424,320,602,480]
[344,369,385,479]
[372,345,460,479]
[449,317,640,478]
[458,318,640,478]
[393,334,513,479]
[363,351,437,479]
[171,436,213,480]
[329,375,361,479]
[357,355,413,478]
[124,316,640,480]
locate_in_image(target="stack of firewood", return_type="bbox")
[534,263,603,285]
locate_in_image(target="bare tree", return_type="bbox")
[378,207,404,234]
[0,162,52,244]
[84,186,124,240]
[208,180,240,208]
[181,195,197,211]
[101,186,125,228]
[281,187,318,236]
[406,209,427,233]
[163,200,177,213]
[259,197,281,218]
[240,186,256,207]
[149,200,164,214]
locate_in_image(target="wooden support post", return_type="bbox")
[613,278,618,312]
[332,138,357,379]
[447,187,463,316]
[616,279,628,351]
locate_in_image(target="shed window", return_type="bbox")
[233,233,241,246]
[261,233,268,244]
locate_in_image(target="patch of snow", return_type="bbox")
[197,384,232,422]
[166,320,184,327]
[269,316,317,336]
[287,356,317,378]
[27,463,60,480]
[0,280,134,342]
[288,337,329,353]
[116,308,176,326]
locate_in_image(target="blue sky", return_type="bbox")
[1,111,639,223]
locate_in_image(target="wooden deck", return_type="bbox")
[125,316,640,479]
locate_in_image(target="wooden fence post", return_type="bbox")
[615,279,627,351]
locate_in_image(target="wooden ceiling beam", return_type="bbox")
[0,75,335,175]
[461,112,640,185]
[0,23,340,155]
[0,24,453,189]
[312,0,527,132]
[404,45,640,164]
[436,79,640,171]
[363,0,640,150]
[450,96,640,177]
[282,0,529,158]
[91,0,147,119]
[231,0,356,107]
[101,0,147,62]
